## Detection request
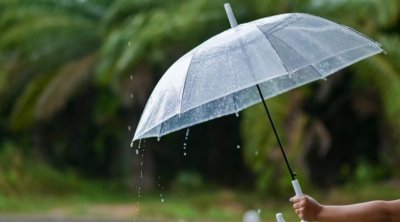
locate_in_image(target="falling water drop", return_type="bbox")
[257,208,261,214]
[130,94,134,99]
[130,75,133,80]
[182,128,190,155]
[136,149,139,155]
[128,41,131,46]
[161,198,164,203]
[235,112,239,117]
[185,128,190,138]
[236,145,240,149]
[128,125,131,131]
[157,137,161,142]
[255,151,259,156]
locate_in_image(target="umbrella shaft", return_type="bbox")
[255,84,296,180]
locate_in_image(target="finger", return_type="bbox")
[293,202,302,209]
[290,196,301,203]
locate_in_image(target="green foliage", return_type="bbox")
[0,141,83,196]
[1,0,400,197]
[241,92,309,196]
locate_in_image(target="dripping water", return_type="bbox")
[182,128,190,156]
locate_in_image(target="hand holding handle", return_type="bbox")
[292,179,307,222]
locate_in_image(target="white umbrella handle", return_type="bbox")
[292,179,307,222]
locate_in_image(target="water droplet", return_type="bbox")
[235,112,239,117]
[157,137,160,141]
[136,149,139,155]
[185,128,190,137]
[236,145,240,149]
[183,152,187,156]
[128,126,131,131]
[130,141,134,148]
[161,198,164,203]
[257,208,261,214]
[130,75,133,80]
[255,151,259,156]
[160,194,163,197]
[140,162,143,166]
[130,94,134,99]
[128,41,131,46]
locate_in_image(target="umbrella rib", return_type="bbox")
[178,51,197,115]
[266,33,379,78]
[263,13,302,36]
[253,26,291,75]
[258,27,326,79]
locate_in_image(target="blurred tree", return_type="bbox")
[0,0,252,189]
[0,0,400,195]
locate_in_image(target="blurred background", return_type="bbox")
[1,0,400,221]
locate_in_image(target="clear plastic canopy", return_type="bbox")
[133,13,383,141]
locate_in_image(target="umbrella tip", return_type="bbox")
[224,3,238,28]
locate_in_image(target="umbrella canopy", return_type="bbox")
[133,11,383,142]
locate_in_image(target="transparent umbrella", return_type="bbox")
[132,2,383,201]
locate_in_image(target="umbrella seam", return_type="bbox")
[261,29,325,78]
[262,13,302,36]
[178,51,197,115]
[256,25,381,77]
